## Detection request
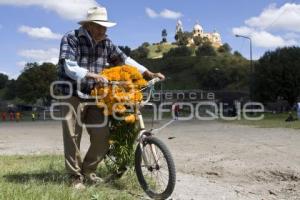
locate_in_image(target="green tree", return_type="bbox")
[196,42,216,57]
[218,43,232,53]
[15,62,58,105]
[163,46,192,58]
[118,46,131,56]
[141,42,150,48]
[175,31,192,46]
[253,47,300,107]
[233,51,243,57]
[193,36,203,46]
[130,45,149,59]
[0,73,9,89]
[3,79,17,100]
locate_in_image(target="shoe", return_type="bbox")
[72,176,86,190]
[84,173,104,185]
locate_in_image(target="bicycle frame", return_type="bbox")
[135,79,162,167]
[77,77,166,168]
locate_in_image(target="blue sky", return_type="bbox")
[0,0,299,79]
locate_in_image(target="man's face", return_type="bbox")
[87,23,107,42]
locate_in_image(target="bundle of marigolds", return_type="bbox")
[91,65,147,173]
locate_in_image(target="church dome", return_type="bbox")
[212,30,220,38]
[193,23,203,32]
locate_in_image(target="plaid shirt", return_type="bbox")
[58,26,127,95]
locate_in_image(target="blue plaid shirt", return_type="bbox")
[58,26,127,95]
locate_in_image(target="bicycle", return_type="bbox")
[77,77,176,200]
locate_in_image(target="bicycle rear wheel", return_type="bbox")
[135,136,176,199]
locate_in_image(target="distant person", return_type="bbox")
[173,103,180,120]
[1,112,6,121]
[297,102,300,120]
[15,112,21,122]
[285,112,296,122]
[37,112,40,120]
[31,112,36,121]
[9,112,14,121]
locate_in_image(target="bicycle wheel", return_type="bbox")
[135,136,176,200]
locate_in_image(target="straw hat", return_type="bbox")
[78,6,116,27]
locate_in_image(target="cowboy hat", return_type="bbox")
[78,6,117,28]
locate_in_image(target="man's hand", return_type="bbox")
[143,70,165,80]
[86,72,108,84]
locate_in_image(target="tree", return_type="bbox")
[233,51,243,57]
[118,46,131,56]
[193,36,203,46]
[0,73,9,89]
[130,45,149,59]
[163,46,192,58]
[15,62,58,105]
[218,43,232,53]
[161,29,167,43]
[141,42,150,48]
[253,47,300,107]
[196,42,216,57]
[175,31,191,46]
[3,79,17,100]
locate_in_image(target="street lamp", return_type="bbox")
[235,34,253,74]
[235,34,253,101]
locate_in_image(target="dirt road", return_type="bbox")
[0,120,299,199]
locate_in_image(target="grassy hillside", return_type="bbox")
[147,43,177,59]
[136,54,250,90]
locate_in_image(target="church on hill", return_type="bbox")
[175,20,222,48]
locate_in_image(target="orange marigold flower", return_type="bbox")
[91,65,146,118]
[124,114,136,123]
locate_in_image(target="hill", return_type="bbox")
[135,54,250,90]
[146,43,178,59]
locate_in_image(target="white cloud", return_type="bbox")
[0,0,99,20]
[18,48,59,65]
[232,3,300,48]
[233,26,297,48]
[145,8,158,18]
[145,7,182,19]
[16,61,27,68]
[0,71,19,79]
[160,9,182,19]
[18,25,62,40]
[245,3,300,32]
[0,71,9,76]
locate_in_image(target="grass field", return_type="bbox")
[0,155,143,200]
[147,43,177,59]
[224,112,300,129]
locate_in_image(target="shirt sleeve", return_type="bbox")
[64,59,88,80]
[59,33,88,80]
[125,57,148,74]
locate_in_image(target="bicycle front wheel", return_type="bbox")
[135,136,176,199]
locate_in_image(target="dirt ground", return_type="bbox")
[0,120,299,200]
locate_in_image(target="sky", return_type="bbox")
[0,0,299,79]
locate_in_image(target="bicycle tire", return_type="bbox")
[135,136,176,199]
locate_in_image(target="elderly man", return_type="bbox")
[58,6,164,189]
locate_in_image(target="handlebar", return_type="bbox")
[147,77,161,87]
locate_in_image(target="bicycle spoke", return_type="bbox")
[137,137,175,198]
